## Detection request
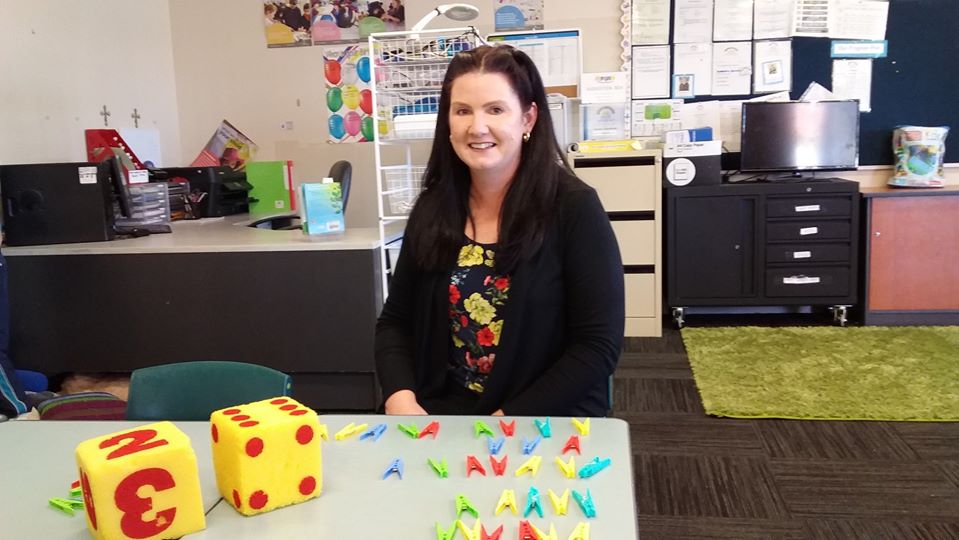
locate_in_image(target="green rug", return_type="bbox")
[682,326,959,421]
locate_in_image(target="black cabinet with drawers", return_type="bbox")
[665,178,860,326]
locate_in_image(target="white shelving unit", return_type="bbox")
[368,27,484,298]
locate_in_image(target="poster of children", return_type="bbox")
[311,0,405,45]
[324,45,375,143]
[264,1,314,48]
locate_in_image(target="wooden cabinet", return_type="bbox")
[666,179,860,325]
[861,186,959,325]
[570,150,662,337]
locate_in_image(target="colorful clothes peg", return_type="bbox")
[577,457,611,479]
[555,455,576,479]
[514,455,542,477]
[397,422,419,439]
[435,521,457,540]
[455,494,479,518]
[561,435,581,455]
[531,522,558,540]
[521,435,542,455]
[382,458,404,479]
[428,457,449,478]
[466,455,487,477]
[317,423,329,441]
[334,422,367,440]
[488,435,505,455]
[359,423,387,442]
[571,418,590,436]
[419,420,440,439]
[489,454,508,476]
[518,520,538,540]
[456,518,482,540]
[481,524,504,540]
[534,417,552,438]
[568,522,590,540]
[547,489,570,515]
[499,419,516,437]
[494,489,517,516]
[474,420,495,438]
[572,489,596,518]
[523,486,544,518]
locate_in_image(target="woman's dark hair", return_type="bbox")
[407,44,572,274]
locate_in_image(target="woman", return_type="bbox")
[375,45,624,417]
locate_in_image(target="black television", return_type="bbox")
[101,156,132,218]
[740,100,860,175]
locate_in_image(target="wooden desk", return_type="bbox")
[0,416,638,538]
[860,185,959,325]
[3,217,385,410]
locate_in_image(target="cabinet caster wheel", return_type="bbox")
[830,305,850,327]
[671,307,686,329]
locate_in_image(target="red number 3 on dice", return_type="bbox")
[83,429,178,538]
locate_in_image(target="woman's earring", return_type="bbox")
[523,132,531,143]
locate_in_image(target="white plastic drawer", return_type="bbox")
[576,165,657,212]
[611,221,656,265]
[625,273,656,317]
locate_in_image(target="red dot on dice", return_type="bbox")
[279,404,297,411]
[211,424,219,443]
[246,437,264,457]
[290,409,307,416]
[223,408,241,415]
[232,489,242,509]
[270,398,288,405]
[239,421,259,427]
[299,476,316,495]
[296,425,314,444]
[249,490,268,510]
[231,415,250,421]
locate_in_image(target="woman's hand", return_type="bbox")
[492,409,505,416]
[384,389,428,415]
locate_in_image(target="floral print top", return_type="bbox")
[448,241,510,394]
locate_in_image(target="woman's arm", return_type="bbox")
[499,187,625,415]
[374,238,426,414]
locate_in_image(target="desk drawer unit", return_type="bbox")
[571,150,662,336]
[766,242,851,263]
[766,266,851,297]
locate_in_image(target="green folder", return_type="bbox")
[246,161,293,215]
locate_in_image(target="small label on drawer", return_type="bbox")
[783,276,821,285]
[799,226,819,236]
[792,251,812,259]
[795,204,821,212]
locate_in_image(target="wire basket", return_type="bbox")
[383,166,425,216]
[370,29,482,141]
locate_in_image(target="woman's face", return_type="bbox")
[448,71,537,182]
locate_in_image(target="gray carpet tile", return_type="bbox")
[618,352,693,379]
[802,519,959,540]
[621,413,764,456]
[635,453,791,519]
[755,419,920,460]
[939,461,959,491]
[638,516,807,540]
[891,422,959,461]
[613,377,704,414]
[769,460,959,520]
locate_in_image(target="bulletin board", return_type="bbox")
[791,1,959,165]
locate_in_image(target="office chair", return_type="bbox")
[328,160,351,213]
[125,361,293,421]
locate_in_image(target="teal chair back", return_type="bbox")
[126,361,293,421]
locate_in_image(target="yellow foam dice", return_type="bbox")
[211,397,322,516]
[75,421,206,540]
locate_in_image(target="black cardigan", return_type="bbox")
[375,175,625,416]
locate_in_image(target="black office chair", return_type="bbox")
[328,160,351,213]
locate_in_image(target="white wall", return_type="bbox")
[168,0,628,228]
[0,0,182,165]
